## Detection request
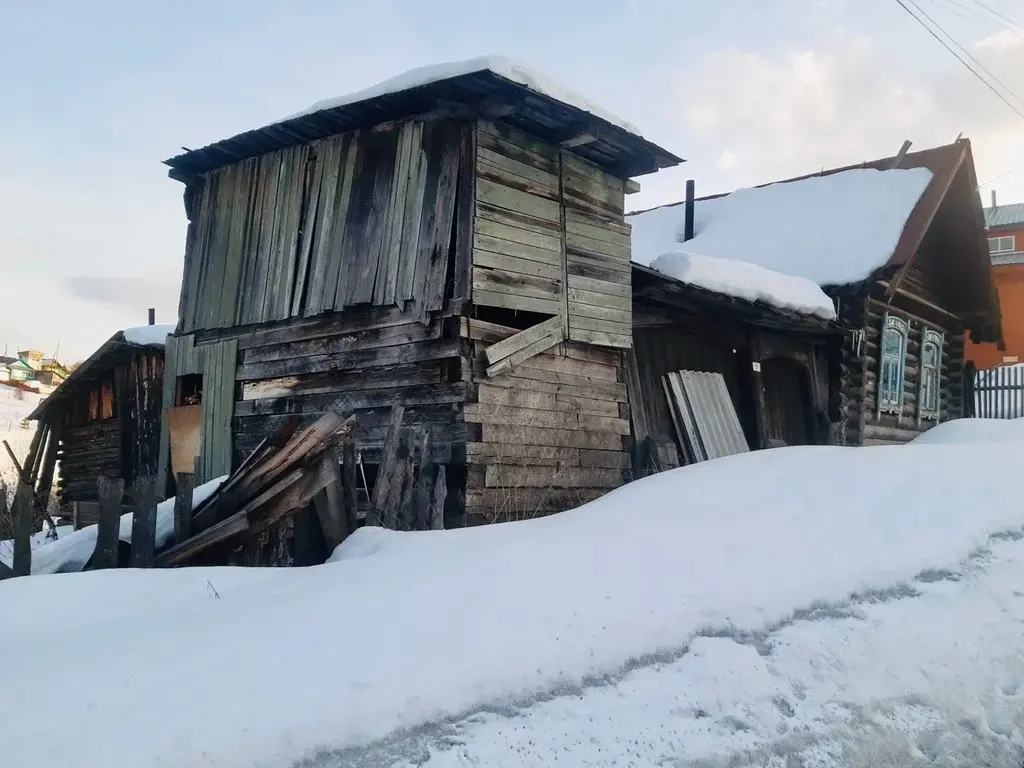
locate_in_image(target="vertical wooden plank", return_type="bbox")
[129,475,158,568]
[558,150,570,336]
[369,405,405,526]
[423,127,462,315]
[451,122,475,304]
[312,452,347,551]
[397,122,426,302]
[376,122,414,306]
[291,143,325,316]
[94,476,124,570]
[27,422,49,484]
[342,438,359,536]
[11,481,32,576]
[351,133,399,306]
[329,133,361,310]
[431,465,446,530]
[173,471,195,544]
[304,135,343,316]
[413,428,433,530]
[220,339,237,476]
[156,336,178,496]
[33,419,61,517]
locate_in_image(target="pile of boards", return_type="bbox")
[160,403,446,566]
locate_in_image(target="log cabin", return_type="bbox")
[628,139,1002,447]
[157,57,682,552]
[26,325,172,525]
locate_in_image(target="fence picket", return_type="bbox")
[972,365,1024,419]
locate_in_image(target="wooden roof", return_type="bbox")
[165,69,682,182]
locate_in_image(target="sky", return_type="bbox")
[1,0,1022,361]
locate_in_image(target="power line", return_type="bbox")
[895,0,1024,120]
[978,166,1021,187]
[923,0,1024,36]
[965,0,1024,33]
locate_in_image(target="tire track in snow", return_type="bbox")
[293,526,1024,768]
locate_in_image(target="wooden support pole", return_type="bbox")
[20,422,46,483]
[311,451,346,551]
[430,465,446,530]
[94,476,125,570]
[129,475,158,568]
[3,439,25,482]
[342,438,359,535]
[173,472,195,544]
[414,430,434,530]
[28,422,49,485]
[33,420,61,528]
[12,480,33,577]
[370,405,405,527]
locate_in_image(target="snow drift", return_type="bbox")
[2,421,1024,767]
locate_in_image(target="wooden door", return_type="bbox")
[760,357,814,447]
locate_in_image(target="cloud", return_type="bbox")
[677,31,1024,197]
[61,276,180,311]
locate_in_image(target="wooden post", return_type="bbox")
[27,422,50,485]
[430,465,446,530]
[20,421,46,483]
[94,476,125,569]
[413,430,434,530]
[173,472,195,544]
[33,420,61,527]
[370,405,405,527]
[395,427,420,529]
[12,480,33,576]
[311,452,346,551]
[129,475,158,568]
[341,438,359,535]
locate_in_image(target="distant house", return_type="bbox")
[26,326,171,521]
[629,139,1001,446]
[966,196,1024,369]
[7,358,37,382]
[0,356,14,382]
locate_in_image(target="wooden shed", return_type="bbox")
[26,325,172,524]
[157,58,681,554]
[628,139,1002,447]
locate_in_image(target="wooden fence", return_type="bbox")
[968,364,1024,419]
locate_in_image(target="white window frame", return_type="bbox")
[988,235,1016,254]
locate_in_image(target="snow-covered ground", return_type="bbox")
[2,420,1023,767]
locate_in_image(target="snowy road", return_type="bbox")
[309,527,1024,768]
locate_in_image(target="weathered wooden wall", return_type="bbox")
[460,318,630,524]
[472,120,632,348]
[178,119,470,332]
[840,286,964,446]
[52,349,164,502]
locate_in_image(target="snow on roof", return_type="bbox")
[629,167,933,288]
[279,55,642,137]
[650,252,837,319]
[121,324,174,347]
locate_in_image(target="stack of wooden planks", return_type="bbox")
[158,410,358,566]
[662,370,749,464]
[461,318,631,523]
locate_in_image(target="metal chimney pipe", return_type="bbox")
[148,308,156,326]
[991,189,997,208]
[683,179,696,242]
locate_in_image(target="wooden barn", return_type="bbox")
[26,324,172,525]
[156,57,682,551]
[628,139,1002,447]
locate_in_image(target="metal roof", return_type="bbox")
[164,69,682,181]
[985,202,1024,229]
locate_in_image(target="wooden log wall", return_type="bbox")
[230,306,466,469]
[855,297,960,445]
[471,120,632,348]
[461,318,630,524]
[115,351,164,488]
[58,420,120,502]
[179,119,470,332]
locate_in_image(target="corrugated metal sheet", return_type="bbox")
[985,203,1024,229]
[662,370,749,463]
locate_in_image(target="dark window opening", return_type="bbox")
[176,374,203,406]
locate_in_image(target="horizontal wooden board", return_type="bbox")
[206,307,411,350]
[477,382,620,416]
[483,316,564,366]
[568,301,631,324]
[567,287,631,310]
[566,231,630,261]
[565,207,630,237]
[485,369,629,402]
[567,259,630,284]
[239,361,443,400]
[235,338,460,381]
[234,382,466,417]
[464,489,608,518]
[565,215,631,247]
[474,232,561,265]
[473,266,562,301]
[567,275,630,298]
[478,120,559,163]
[476,150,559,193]
[568,315,633,336]
[240,321,440,364]
[475,249,562,281]
[485,465,625,489]
[465,442,581,462]
[578,449,631,469]
[562,152,626,194]
[516,352,620,382]
[560,342,624,367]
[474,209,562,251]
[567,328,632,349]
[480,423,624,451]
[466,403,629,435]
[477,160,559,201]
[473,289,563,316]
[476,178,561,223]
[461,317,515,344]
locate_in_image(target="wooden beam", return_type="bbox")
[11,481,32,576]
[486,324,565,378]
[484,316,563,366]
[560,132,598,149]
[173,472,195,544]
[624,179,641,195]
[311,452,346,551]
[158,509,250,567]
[129,475,158,568]
[94,476,125,570]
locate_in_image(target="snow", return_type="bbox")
[629,167,934,287]
[278,55,642,137]
[0,476,226,575]
[650,251,837,319]
[2,425,1024,767]
[121,323,174,346]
